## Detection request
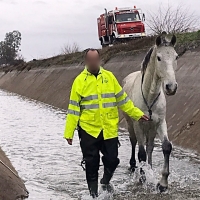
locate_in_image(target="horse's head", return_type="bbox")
[155,32,178,96]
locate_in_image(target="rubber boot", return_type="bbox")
[100,167,114,193]
[88,181,98,198]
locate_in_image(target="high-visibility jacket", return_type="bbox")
[64,67,144,140]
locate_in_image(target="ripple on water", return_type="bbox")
[0,90,200,200]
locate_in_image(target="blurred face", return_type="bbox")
[85,50,100,73]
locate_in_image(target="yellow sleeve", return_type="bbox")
[113,74,144,121]
[64,78,81,139]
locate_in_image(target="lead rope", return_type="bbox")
[141,73,161,121]
[80,159,104,171]
[81,159,86,171]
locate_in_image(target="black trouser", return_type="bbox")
[78,127,120,183]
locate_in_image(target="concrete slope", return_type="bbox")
[0,49,199,154]
[0,148,28,200]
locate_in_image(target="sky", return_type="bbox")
[0,0,199,61]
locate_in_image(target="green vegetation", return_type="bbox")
[176,31,200,44]
[0,31,23,66]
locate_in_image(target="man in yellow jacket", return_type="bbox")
[64,48,148,198]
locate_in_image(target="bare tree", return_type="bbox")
[146,4,198,34]
[61,42,80,55]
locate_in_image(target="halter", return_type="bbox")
[141,72,161,121]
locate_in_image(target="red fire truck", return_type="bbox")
[97,6,146,47]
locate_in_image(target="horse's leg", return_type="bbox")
[129,124,137,172]
[157,119,172,192]
[125,115,137,172]
[146,132,156,168]
[134,122,147,183]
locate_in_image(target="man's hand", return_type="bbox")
[139,115,149,121]
[66,139,73,145]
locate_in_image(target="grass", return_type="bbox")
[176,30,200,44]
[1,31,200,73]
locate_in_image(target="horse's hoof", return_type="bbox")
[139,168,146,183]
[128,165,137,173]
[157,183,168,193]
[139,174,146,184]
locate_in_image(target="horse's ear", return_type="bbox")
[161,31,167,36]
[156,35,162,46]
[171,35,176,46]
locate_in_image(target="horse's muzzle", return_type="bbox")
[165,83,178,96]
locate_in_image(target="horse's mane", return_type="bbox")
[141,47,154,75]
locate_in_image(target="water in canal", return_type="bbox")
[0,90,200,200]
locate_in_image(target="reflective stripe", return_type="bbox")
[69,100,79,107]
[103,102,117,108]
[81,95,98,101]
[81,104,99,109]
[116,90,124,98]
[101,93,115,98]
[118,96,129,106]
[68,109,80,116]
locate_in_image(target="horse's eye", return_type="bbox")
[157,56,161,61]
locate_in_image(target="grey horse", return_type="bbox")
[123,32,178,192]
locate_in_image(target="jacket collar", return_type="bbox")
[83,66,103,75]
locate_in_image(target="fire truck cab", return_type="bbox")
[97,6,146,46]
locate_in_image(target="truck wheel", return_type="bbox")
[102,44,109,48]
[111,35,117,45]
[101,39,109,48]
[112,36,120,45]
